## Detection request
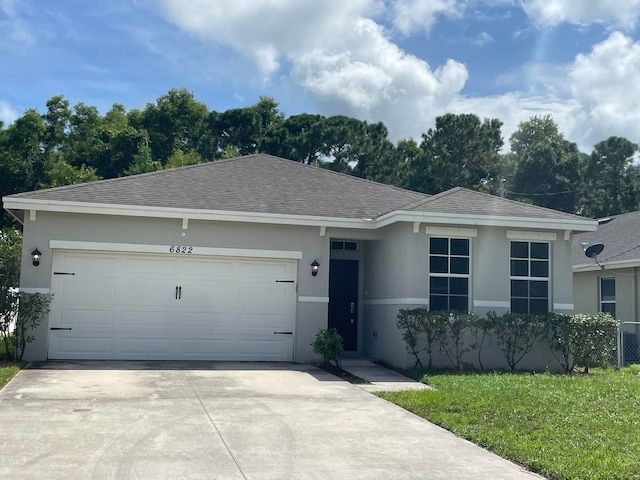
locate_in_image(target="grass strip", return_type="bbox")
[378,366,640,480]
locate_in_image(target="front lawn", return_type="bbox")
[0,361,21,390]
[378,367,640,480]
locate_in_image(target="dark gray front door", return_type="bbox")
[328,259,358,351]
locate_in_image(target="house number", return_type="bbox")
[169,245,193,254]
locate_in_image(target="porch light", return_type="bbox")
[31,248,41,267]
[311,259,319,277]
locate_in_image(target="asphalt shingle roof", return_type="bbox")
[406,187,589,221]
[4,154,593,224]
[573,211,640,267]
[7,154,428,219]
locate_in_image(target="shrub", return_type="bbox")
[0,291,52,361]
[396,307,448,369]
[544,313,618,373]
[437,311,478,370]
[571,313,617,373]
[491,312,547,371]
[311,328,343,367]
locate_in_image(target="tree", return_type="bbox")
[577,137,639,217]
[139,88,209,164]
[509,115,580,212]
[415,113,503,194]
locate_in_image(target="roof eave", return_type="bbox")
[378,210,598,232]
[574,259,640,272]
[2,197,380,230]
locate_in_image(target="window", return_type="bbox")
[331,240,359,251]
[600,277,616,317]
[429,237,469,311]
[510,241,549,313]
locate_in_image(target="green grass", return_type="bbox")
[378,366,640,480]
[0,360,21,389]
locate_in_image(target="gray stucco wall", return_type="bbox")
[361,223,577,370]
[574,267,639,331]
[19,211,332,362]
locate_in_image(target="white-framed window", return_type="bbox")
[510,241,549,314]
[429,237,470,311]
[599,277,616,317]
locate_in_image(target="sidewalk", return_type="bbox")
[340,359,433,392]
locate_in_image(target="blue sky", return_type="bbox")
[2,0,640,152]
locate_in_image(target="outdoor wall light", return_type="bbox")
[31,248,41,267]
[311,259,319,277]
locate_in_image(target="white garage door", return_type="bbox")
[48,251,297,361]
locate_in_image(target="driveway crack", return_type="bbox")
[182,370,247,480]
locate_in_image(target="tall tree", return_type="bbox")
[509,115,580,212]
[414,113,503,194]
[577,137,639,217]
[139,88,209,163]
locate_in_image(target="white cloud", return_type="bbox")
[390,0,461,36]
[522,0,640,30]
[0,100,18,126]
[567,32,640,147]
[154,0,469,140]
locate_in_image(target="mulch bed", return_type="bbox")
[315,363,371,384]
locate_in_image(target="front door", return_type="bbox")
[328,259,358,351]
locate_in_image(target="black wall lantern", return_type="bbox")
[311,259,319,277]
[31,248,41,267]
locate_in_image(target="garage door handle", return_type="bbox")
[273,331,293,335]
[50,327,72,331]
[175,286,178,299]
[175,286,182,300]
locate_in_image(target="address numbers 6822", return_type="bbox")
[169,245,193,254]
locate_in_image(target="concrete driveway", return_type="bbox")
[0,362,542,480]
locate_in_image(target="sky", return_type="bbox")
[2,0,640,153]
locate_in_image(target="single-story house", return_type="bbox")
[3,154,597,368]
[573,211,640,363]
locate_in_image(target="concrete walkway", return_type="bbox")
[0,361,543,479]
[340,359,432,392]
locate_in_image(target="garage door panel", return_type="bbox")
[49,251,296,361]
[56,308,115,329]
[56,253,120,274]
[57,280,117,303]
[120,310,179,329]
[52,334,114,355]
[125,257,177,276]
[236,337,292,358]
[237,313,292,331]
[120,337,173,355]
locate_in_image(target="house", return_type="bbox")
[573,211,640,363]
[3,154,597,369]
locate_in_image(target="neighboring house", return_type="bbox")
[573,211,640,363]
[3,154,597,369]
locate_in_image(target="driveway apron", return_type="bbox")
[0,362,543,480]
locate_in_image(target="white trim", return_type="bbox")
[553,303,574,310]
[413,222,420,234]
[3,197,598,232]
[363,298,429,306]
[507,230,557,241]
[49,240,303,260]
[377,210,597,232]
[182,218,189,230]
[18,287,51,294]
[425,226,477,237]
[564,230,571,241]
[320,226,326,237]
[574,259,640,272]
[4,198,377,230]
[473,300,510,309]
[298,296,330,303]
[29,210,36,222]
